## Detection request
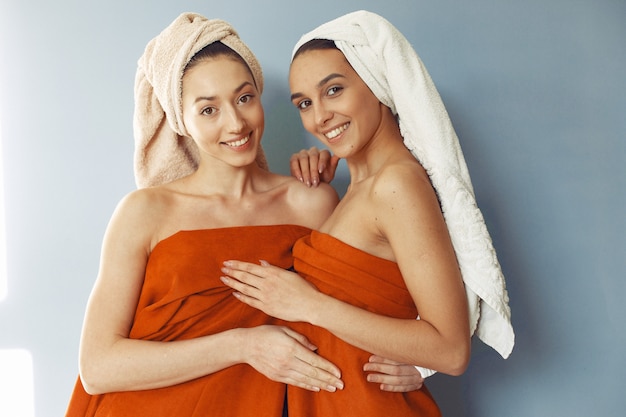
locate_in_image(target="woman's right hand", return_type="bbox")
[290,147,340,187]
[246,325,344,393]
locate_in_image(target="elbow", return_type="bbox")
[79,357,110,395]
[79,369,105,395]
[446,357,469,376]
[79,372,105,396]
[444,339,471,376]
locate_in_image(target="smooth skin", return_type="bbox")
[221,48,471,377]
[78,56,344,395]
[79,53,424,397]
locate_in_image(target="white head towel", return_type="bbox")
[293,10,514,376]
[134,12,268,188]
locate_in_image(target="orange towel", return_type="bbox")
[65,225,310,417]
[287,231,441,416]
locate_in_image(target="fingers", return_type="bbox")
[220,262,265,306]
[317,149,330,174]
[320,154,340,184]
[364,355,424,392]
[290,151,308,184]
[289,356,344,393]
[367,354,403,366]
[222,260,266,275]
[290,147,336,187]
[220,260,275,294]
[281,326,318,352]
[290,148,316,187]
[273,327,344,392]
[287,347,343,392]
[366,373,424,392]
[282,328,341,379]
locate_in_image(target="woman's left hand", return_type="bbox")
[220,260,319,322]
[364,355,424,392]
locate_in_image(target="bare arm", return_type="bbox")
[285,175,425,391]
[79,190,343,395]
[221,165,470,376]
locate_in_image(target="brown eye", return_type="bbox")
[201,107,216,116]
[238,94,253,104]
[297,99,311,110]
[327,86,343,96]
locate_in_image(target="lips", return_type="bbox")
[222,135,249,148]
[324,123,349,140]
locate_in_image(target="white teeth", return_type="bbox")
[225,136,249,147]
[325,123,349,139]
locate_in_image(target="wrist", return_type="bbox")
[223,327,247,366]
[306,291,330,327]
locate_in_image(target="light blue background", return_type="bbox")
[1,1,624,416]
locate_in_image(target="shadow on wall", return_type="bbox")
[260,74,306,175]
[424,92,540,417]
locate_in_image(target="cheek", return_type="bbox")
[243,102,264,128]
[299,112,317,134]
[253,105,265,129]
[182,114,199,139]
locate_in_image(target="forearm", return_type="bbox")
[79,328,246,395]
[219,261,469,375]
[308,292,469,375]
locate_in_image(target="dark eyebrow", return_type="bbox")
[290,73,346,101]
[194,81,254,104]
[234,81,254,93]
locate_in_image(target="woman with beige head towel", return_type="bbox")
[65,12,424,417]
[63,12,346,417]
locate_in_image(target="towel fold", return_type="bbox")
[134,12,268,188]
[293,10,514,376]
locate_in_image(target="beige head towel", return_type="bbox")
[134,12,268,188]
[293,10,514,376]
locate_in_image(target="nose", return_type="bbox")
[314,102,333,127]
[225,104,245,133]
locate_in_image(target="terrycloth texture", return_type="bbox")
[287,231,441,416]
[65,225,310,417]
[134,12,268,188]
[292,10,514,375]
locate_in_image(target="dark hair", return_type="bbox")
[292,39,338,60]
[185,41,249,74]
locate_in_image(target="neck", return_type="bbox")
[344,110,405,183]
[182,159,266,199]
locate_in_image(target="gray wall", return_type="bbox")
[1,1,624,416]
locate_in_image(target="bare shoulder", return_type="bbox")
[370,159,440,214]
[106,186,174,251]
[288,177,339,210]
[283,176,340,228]
[367,157,455,259]
[113,187,170,223]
